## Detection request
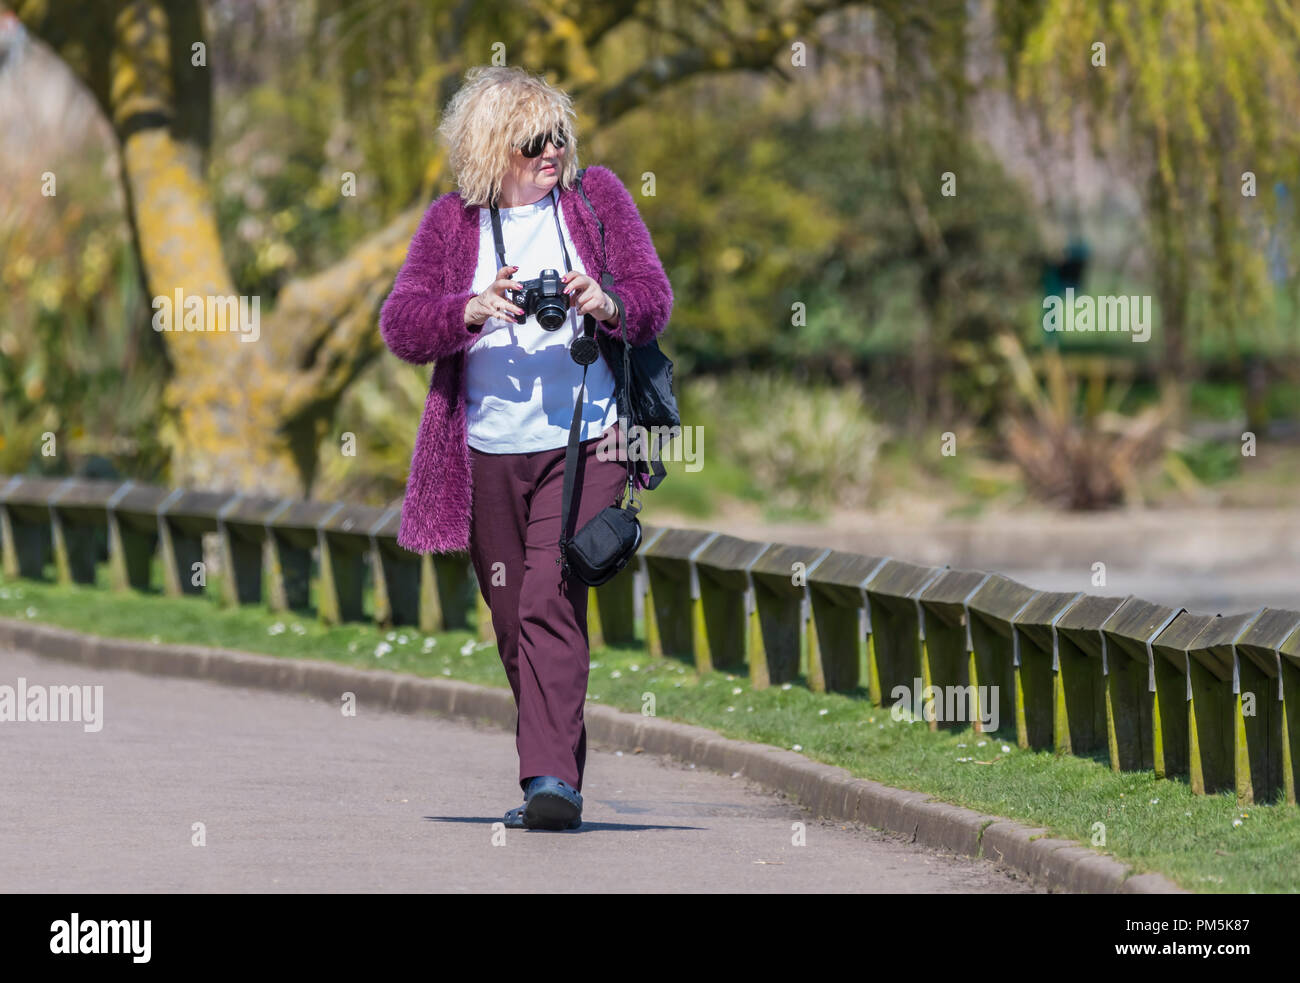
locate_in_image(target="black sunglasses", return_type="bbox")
[520,128,568,157]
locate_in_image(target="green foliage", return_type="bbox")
[0,126,167,478]
[682,372,885,514]
[592,74,840,373]
[1265,377,1300,420]
[770,109,1042,417]
[315,359,432,506]
[1013,0,1300,372]
[211,81,359,300]
[1174,439,1242,485]
[1188,381,1246,421]
[312,0,459,207]
[13,0,1300,506]
[599,74,1042,384]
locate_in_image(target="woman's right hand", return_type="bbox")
[464,265,526,326]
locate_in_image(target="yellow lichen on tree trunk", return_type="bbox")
[122,128,298,494]
[109,0,298,495]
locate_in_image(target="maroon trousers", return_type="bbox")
[467,420,630,794]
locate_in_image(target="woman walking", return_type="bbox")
[379,66,673,830]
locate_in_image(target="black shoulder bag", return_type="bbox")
[574,166,681,491]
[488,186,642,587]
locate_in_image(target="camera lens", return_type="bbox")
[534,269,568,330]
[536,300,567,331]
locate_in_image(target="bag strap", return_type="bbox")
[575,168,608,272]
[528,174,633,575]
[557,363,586,577]
[574,168,662,489]
[556,361,642,574]
[578,169,637,496]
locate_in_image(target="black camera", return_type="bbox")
[506,268,570,330]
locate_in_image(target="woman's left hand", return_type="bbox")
[562,272,617,323]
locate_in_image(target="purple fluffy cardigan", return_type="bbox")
[378,165,674,554]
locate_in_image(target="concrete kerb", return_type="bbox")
[0,617,1187,893]
[1123,873,1182,894]
[981,821,1052,873]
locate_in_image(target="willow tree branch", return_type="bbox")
[575,0,864,124]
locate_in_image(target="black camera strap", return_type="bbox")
[486,185,637,576]
[490,186,574,281]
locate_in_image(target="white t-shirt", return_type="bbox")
[464,190,618,453]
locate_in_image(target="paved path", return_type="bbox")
[0,647,1039,893]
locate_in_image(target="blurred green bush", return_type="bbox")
[681,372,885,514]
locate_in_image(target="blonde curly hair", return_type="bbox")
[437,65,580,207]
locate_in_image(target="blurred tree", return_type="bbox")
[11,0,867,496]
[1007,0,1300,420]
[761,109,1041,427]
[18,0,1290,509]
[0,13,167,481]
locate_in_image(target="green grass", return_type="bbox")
[2,567,1297,893]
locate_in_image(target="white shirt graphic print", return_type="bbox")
[464,190,618,454]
